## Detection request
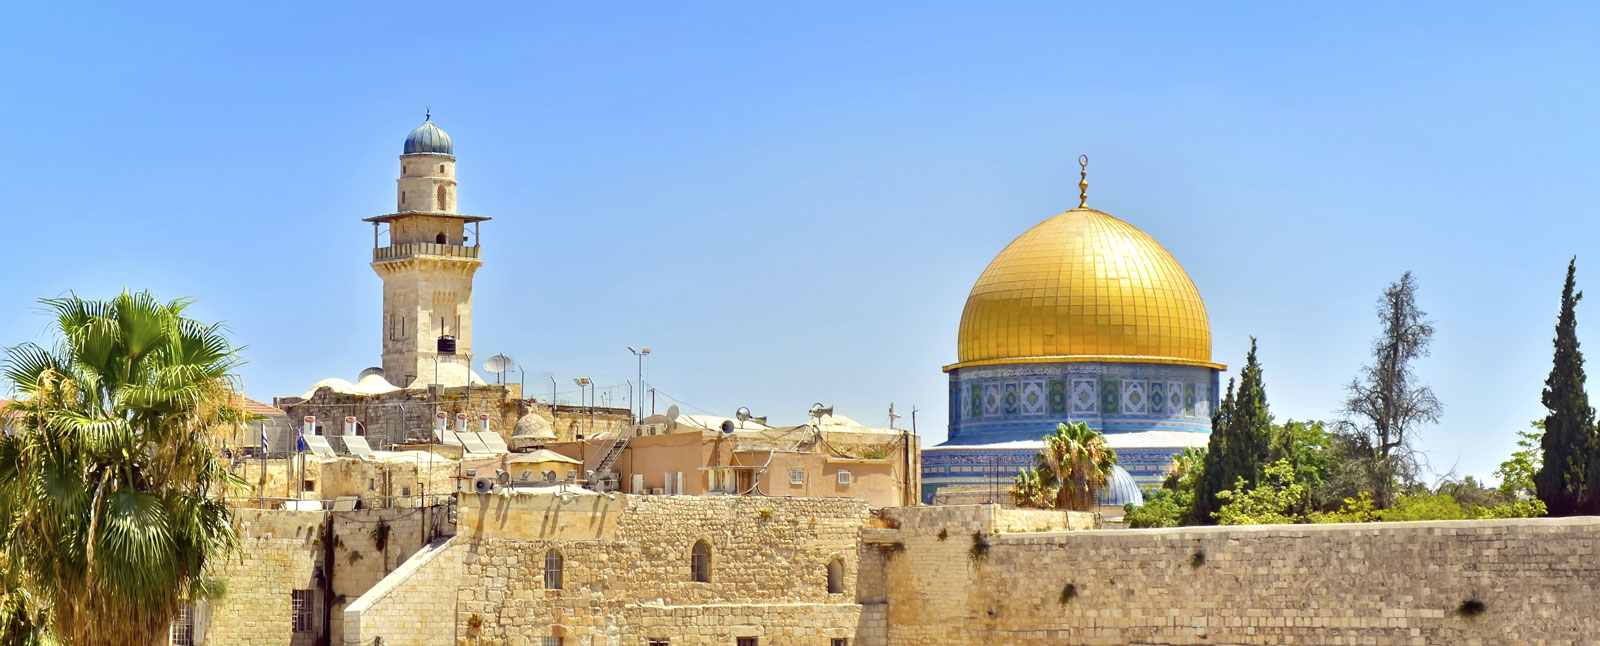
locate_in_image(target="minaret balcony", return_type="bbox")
[373,242,481,262]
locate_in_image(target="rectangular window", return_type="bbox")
[647,640,669,646]
[832,640,848,646]
[789,468,804,485]
[737,638,758,646]
[542,638,563,646]
[169,604,195,646]
[291,589,314,633]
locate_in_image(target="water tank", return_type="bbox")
[437,335,457,355]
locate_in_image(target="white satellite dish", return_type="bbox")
[483,354,514,375]
[666,405,681,421]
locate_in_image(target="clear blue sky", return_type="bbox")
[5,3,1598,482]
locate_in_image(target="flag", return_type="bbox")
[260,424,269,454]
[297,434,308,453]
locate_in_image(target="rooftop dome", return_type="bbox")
[512,413,557,442]
[951,207,1219,370]
[1095,465,1145,508]
[403,118,453,156]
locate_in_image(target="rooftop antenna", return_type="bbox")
[888,403,901,430]
[483,354,514,385]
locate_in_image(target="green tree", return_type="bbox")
[1496,421,1543,499]
[1009,466,1054,509]
[0,291,247,646]
[1033,422,1117,511]
[1536,258,1599,516]
[1193,338,1272,524]
[1215,459,1310,525]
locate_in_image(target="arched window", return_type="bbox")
[544,549,563,590]
[827,558,844,594]
[435,233,447,244]
[436,185,447,211]
[691,541,711,583]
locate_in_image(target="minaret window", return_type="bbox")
[436,186,447,211]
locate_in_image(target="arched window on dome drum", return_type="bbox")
[436,185,447,211]
[826,558,844,594]
[690,540,711,583]
[544,549,563,590]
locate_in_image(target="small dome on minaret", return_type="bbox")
[403,114,453,156]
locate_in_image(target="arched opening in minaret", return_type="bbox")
[435,233,447,245]
[436,186,447,211]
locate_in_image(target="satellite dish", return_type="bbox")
[357,366,385,380]
[736,407,752,423]
[473,477,494,494]
[719,420,736,435]
[667,405,681,421]
[483,354,514,375]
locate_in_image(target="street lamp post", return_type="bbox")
[628,346,650,422]
[573,377,592,438]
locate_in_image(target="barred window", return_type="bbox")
[542,638,563,646]
[691,540,711,583]
[544,549,564,590]
[169,604,195,645]
[647,640,669,646]
[737,638,758,646]
[832,640,849,646]
[789,468,804,485]
[291,589,314,633]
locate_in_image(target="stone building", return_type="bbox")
[922,160,1224,501]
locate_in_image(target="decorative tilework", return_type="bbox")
[1168,381,1184,416]
[1149,382,1165,416]
[1001,382,1020,415]
[1196,384,1209,418]
[1047,380,1068,415]
[1100,380,1119,413]
[1020,379,1046,416]
[1071,379,1097,415]
[982,383,1001,416]
[1184,383,1196,416]
[1122,380,1147,415]
[970,384,983,419]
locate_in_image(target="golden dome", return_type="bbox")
[949,207,1222,371]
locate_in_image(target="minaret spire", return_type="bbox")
[1077,154,1089,209]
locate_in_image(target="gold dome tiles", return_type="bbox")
[950,208,1221,371]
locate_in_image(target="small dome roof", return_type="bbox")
[1095,465,1145,508]
[403,118,453,155]
[512,413,556,441]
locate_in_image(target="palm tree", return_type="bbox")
[1163,446,1207,491]
[1036,422,1118,511]
[1010,467,1055,509]
[0,291,247,646]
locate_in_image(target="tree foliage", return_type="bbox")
[0,291,247,646]
[1340,271,1440,508]
[1536,258,1600,516]
[1215,459,1310,525]
[1012,422,1117,511]
[1496,422,1542,500]
[1193,338,1272,524]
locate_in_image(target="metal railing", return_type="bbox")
[373,242,481,262]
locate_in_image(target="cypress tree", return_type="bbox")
[1536,258,1597,516]
[1191,378,1236,524]
[1191,338,1273,524]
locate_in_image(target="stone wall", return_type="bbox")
[877,510,1600,645]
[348,493,873,646]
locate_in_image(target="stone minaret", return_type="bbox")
[365,115,489,388]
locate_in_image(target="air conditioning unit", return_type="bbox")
[837,470,852,486]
